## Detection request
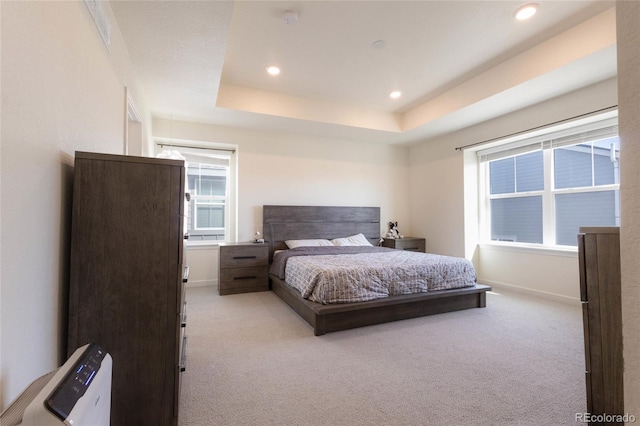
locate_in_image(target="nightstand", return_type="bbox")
[219,242,269,295]
[382,237,426,253]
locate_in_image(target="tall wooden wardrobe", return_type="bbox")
[67,152,187,425]
[578,227,623,419]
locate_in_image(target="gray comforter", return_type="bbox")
[269,246,477,304]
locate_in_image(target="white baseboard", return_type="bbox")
[186,279,217,288]
[480,279,581,306]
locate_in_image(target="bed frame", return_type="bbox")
[263,205,491,336]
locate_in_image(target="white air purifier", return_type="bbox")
[0,343,112,426]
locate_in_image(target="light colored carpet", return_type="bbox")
[178,286,586,426]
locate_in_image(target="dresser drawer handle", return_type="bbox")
[234,275,257,280]
[404,247,419,251]
[233,255,257,260]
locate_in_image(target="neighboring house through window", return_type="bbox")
[187,162,228,241]
[478,114,619,248]
[156,141,237,243]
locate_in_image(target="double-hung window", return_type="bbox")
[156,142,237,243]
[479,117,619,248]
[187,163,228,241]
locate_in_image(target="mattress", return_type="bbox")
[269,246,477,304]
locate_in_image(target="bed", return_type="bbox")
[263,205,491,335]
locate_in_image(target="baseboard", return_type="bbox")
[480,280,581,306]
[186,279,217,288]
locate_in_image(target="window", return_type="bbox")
[156,142,237,243]
[479,118,619,248]
[187,163,228,240]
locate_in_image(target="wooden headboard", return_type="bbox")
[263,205,380,260]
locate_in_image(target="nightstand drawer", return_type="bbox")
[220,245,269,268]
[219,266,268,294]
[219,243,270,295]
[382,237,426,252]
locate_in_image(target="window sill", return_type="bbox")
[479,241,578,258]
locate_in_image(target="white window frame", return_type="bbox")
[478,115,619,249]
[155,139,238,245]
[189,163,228,233]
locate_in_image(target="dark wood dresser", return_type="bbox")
[382,237,426,252]
[67,151,187,426]
[578,227,623,420]
[219,242,269,295]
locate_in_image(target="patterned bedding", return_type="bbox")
[269,246,477,304]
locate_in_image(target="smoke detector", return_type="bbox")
[282,10,299,25]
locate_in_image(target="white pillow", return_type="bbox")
[285,239,333,249]
[331,233,373,247]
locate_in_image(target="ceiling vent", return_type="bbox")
[83,0,111,50]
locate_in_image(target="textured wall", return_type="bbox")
[617,0,640,417]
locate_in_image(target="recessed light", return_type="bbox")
[266,66,281,76]
[514,3,538,20]
[390,91,402,99]
[372,40,386,49]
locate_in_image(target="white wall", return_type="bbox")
[186,246,220,288]
[476,246,580,301]
[408,131,467,257]
[0,1,149,408]
[153,118,411,288]
[408,78,618,301]
[617,0,640,416]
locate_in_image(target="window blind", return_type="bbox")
[181,152,229,168]
[477,118,618,163]
[548,125,618,149]
[157,142,233,167]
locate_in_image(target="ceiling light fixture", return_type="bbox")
[266,66,281,76]
[514,3,539,20]
[389,91,402,99]
[372,40,386,49]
